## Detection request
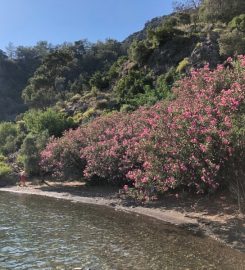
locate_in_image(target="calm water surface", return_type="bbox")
[0,191,244,270]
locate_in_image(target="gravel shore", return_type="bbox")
[0,181,244,253]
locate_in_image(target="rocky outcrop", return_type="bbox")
[147,35,197,74]
[190,31,221,69]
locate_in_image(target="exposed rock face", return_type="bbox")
[190,31,221,69]
[120,60,138,76]
[147,36,197,74]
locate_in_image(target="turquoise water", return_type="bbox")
[0,191,244,270]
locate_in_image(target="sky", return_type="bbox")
[0,0,173,50]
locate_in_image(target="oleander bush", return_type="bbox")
[40,127,88,179]
[41,56,245,200]
[126,57,245,199]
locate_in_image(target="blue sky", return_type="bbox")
[0,0,173,50]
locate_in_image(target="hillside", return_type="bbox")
[0,0,244,208]
[0,1,244,122]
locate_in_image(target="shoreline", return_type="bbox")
[0,182,244,253]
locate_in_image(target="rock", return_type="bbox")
[190,31,221,69]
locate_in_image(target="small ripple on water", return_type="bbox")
[0,191,244,270]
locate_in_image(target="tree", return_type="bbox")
[0,122,17,154]
[22,48,75,108]
[19,132,49,175]
[173,0,202,12]
[5,42,16,59]
[128,40,152,65]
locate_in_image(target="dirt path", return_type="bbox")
[0,181,244,253]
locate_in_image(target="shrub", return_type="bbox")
[219,31,245,57]
[199,0,245,23]
[127,58,245,199]
[0,155,14,185]
[83,108,96,121]
[113,70,154,105]
[41,56,245,201]
[89,71,109,90]
[120,104,136,113]
[23,108,75,137]
[0,122,18,155]
[147,23,184,48]
[0,158,12,179]
[70,94,82,102]
[229,14,245,33]
[40,127,88,179]
[176,58,190,73]
[128,40,153,65]
[72,113,84,124]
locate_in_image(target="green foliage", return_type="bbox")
[0,154,6,162]
[22,49,75,108]
[0,154,12,179]
[70,94,82,102]
[0,42,51,120]
[72,113,83,124]
[176,12,191,25]
[107,56,128,81]
[83,108,96,121]
[128,40,153,65]
[113,70,154,105]
[23,108,75,137]
[199,0,245,23]
[22,39,124,109]
[120,104,136,113]
[0,122,18,155]
[89,71,109,90]
[156,70,176,97]
[147,22,184,48]
[0,160,12,179]
[219,31,245,56]
[173,0,202,12]
[229,14,245,33]
[19,132,49,175]
[127,87,162,107]
[176,58,190,73]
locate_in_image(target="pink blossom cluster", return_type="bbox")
[40,56,245,199]
[40,127,87,179]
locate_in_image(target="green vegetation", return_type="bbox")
[23,109,75,137]
[176,58,189,73]
[18,132,49,175]
[0,122,18,155]
[199,0,245,23]
[0,0,244,208]
[0,155,12,179]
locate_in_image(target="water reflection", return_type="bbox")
[0,191,244,270]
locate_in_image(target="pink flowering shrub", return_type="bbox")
[40,127,87,179]
[81,107,161,184]
[40,56,245,199]
[128,59,245,198]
